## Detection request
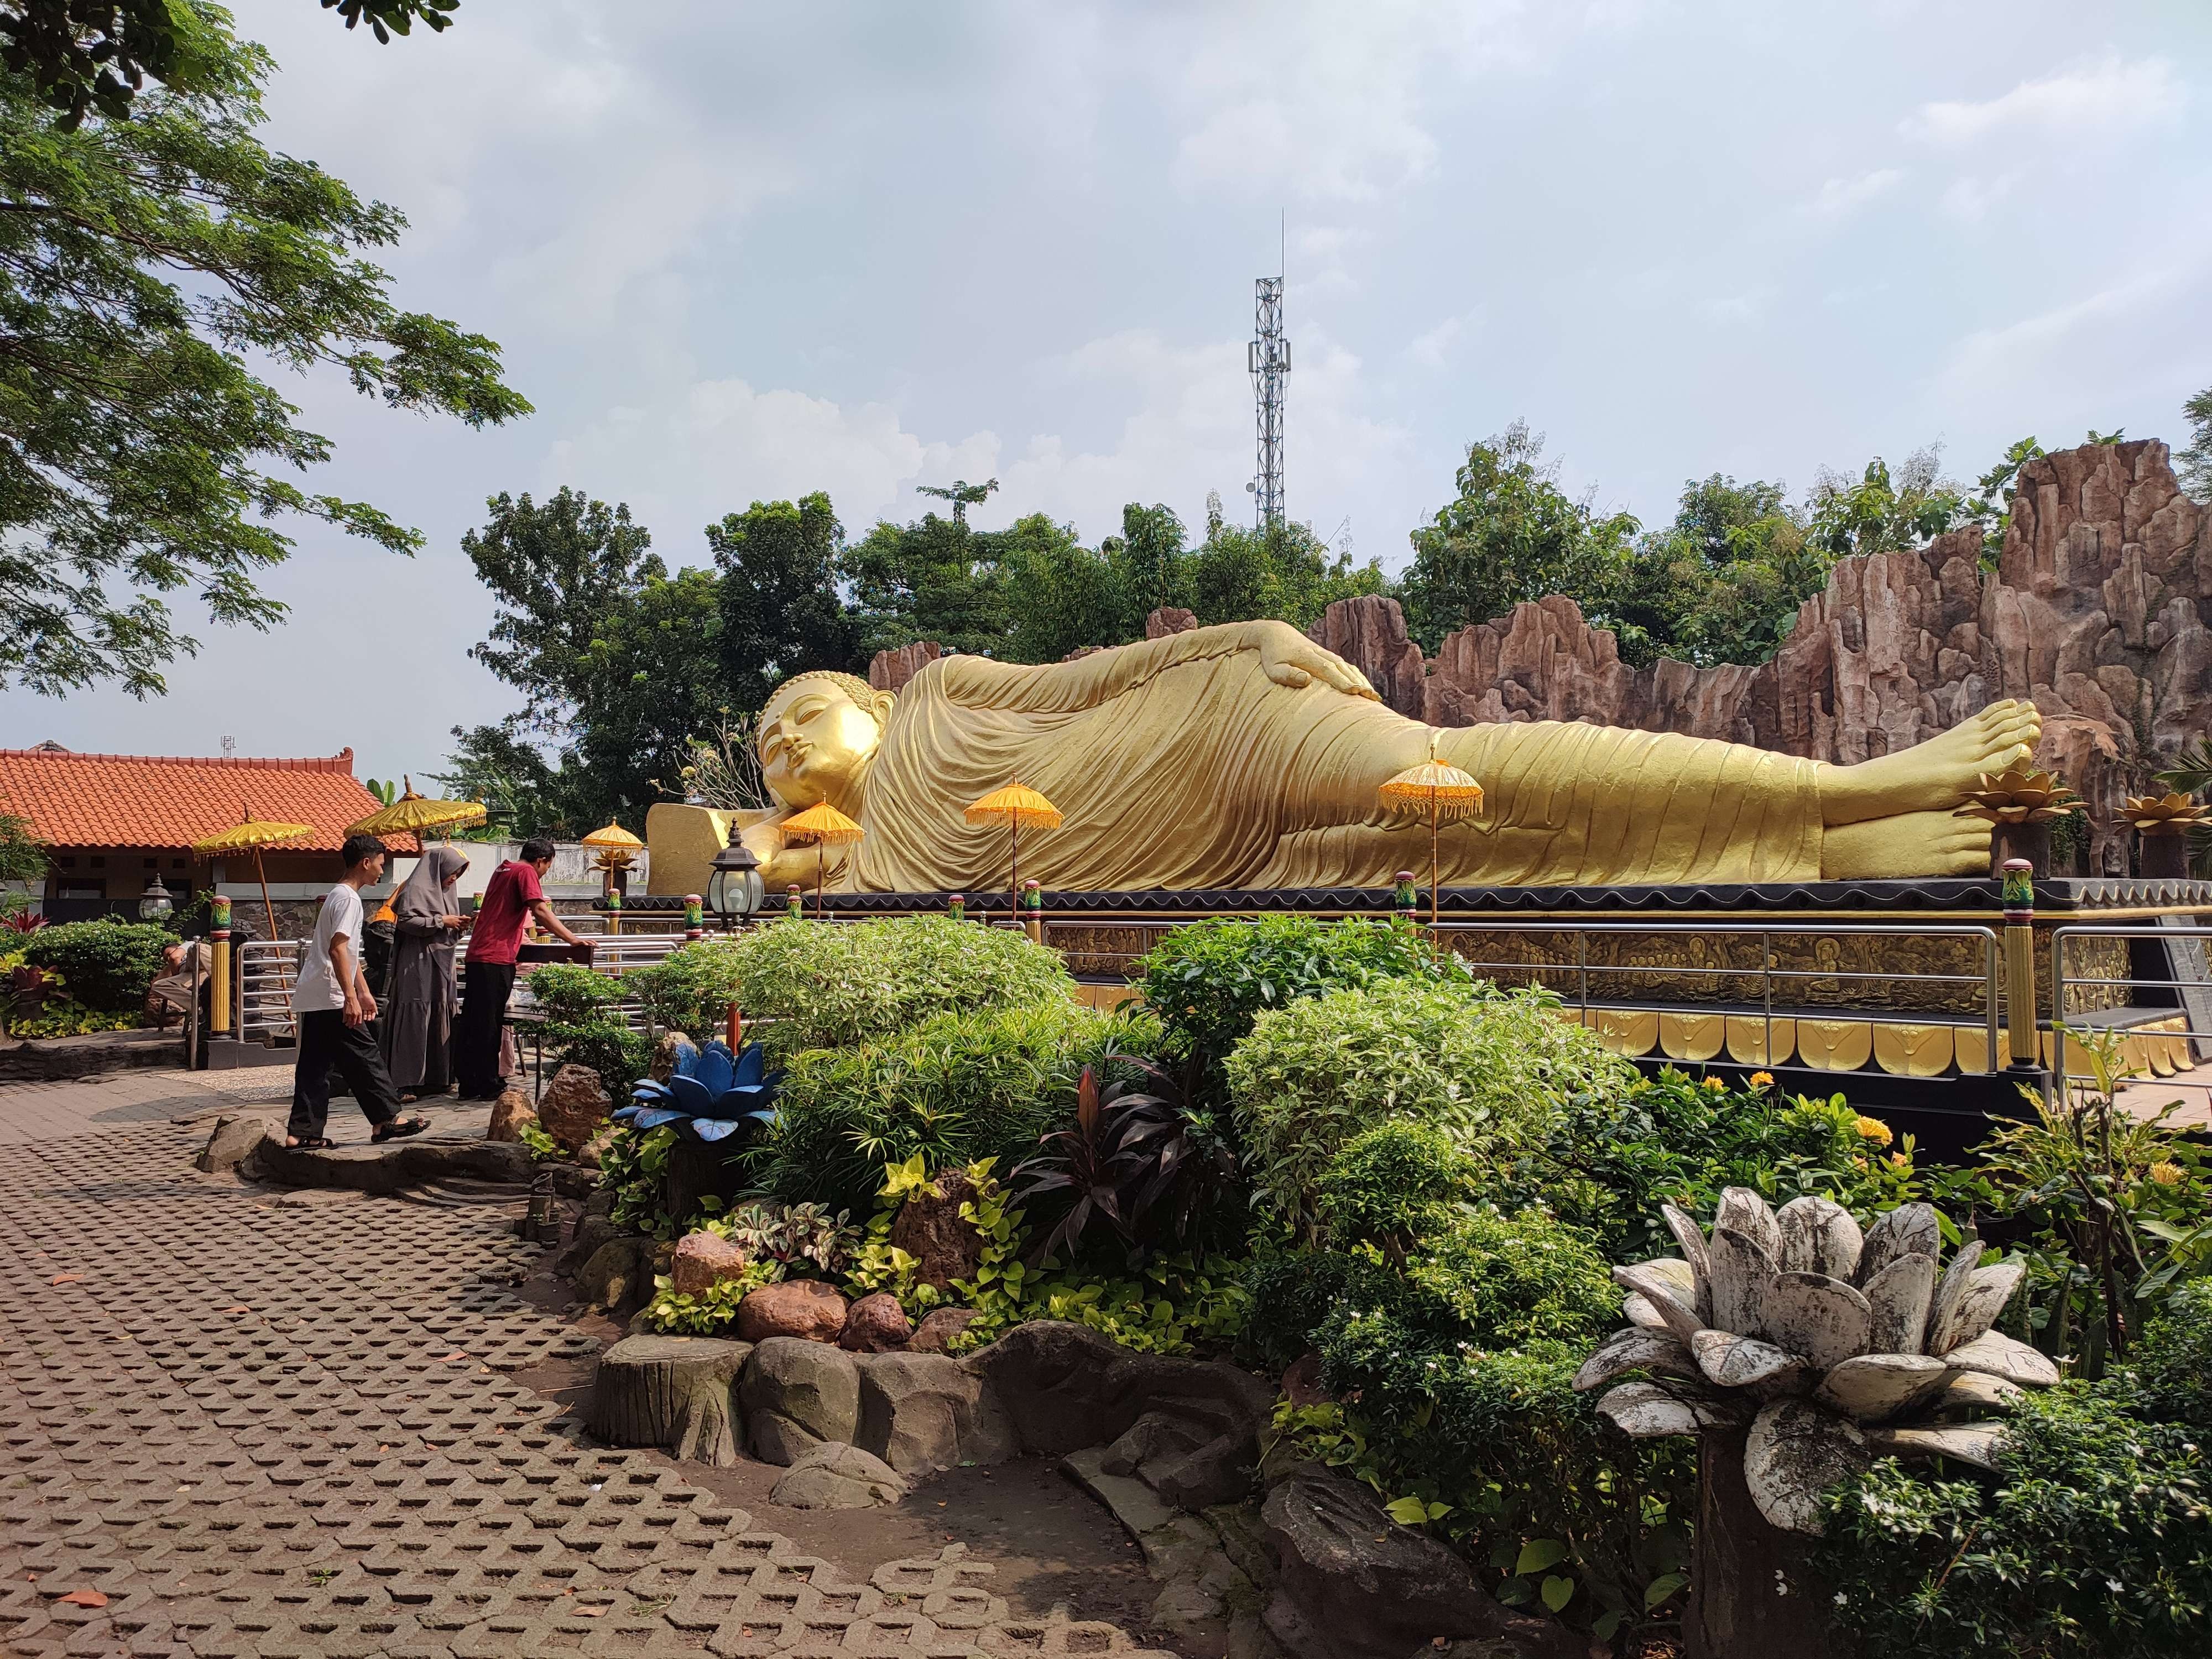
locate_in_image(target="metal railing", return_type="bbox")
[2049,923,2212,1106]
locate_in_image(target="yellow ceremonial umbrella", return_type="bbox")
[964,782,1062,902]
[192,811,315,945]
[346,775,487,839]
[780,801,864,919]
[1378,738,1484,927]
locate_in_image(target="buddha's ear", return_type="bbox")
[864,687,897,728]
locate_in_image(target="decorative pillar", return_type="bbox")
[1392,870,1419,922]
[725,999,743,1052]
[1021,878,1042,945]
[605,885,623,936]
[684,893,703,941]
[787,884,805,921]
[2002,858,2038,1069]
[947,892,965,922]
[208,895,232,1036]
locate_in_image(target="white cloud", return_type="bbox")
[1402,312,1479,371]
[1902,53,2184,145]
[1799,168,1905,222]
[1934,252,2212,411]
[1939,171,2022,222]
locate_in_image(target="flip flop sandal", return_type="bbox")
[288,1136,336,1150]
[372,1117,432,1143]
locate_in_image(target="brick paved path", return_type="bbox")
[0,1112,1168,1657]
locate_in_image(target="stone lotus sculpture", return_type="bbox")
[617,1036,782,1144]
[1574,1188,2057,1536]
[1953,759,2082,826]
[2124,790,2212,833]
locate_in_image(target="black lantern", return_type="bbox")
[706,826,764,928]
[137,870,174,921]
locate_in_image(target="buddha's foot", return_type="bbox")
[1823,810,1994,880]
[1820,699,2042,827]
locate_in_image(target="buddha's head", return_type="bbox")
[757,671,894,809]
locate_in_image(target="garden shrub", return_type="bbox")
[527,962,648,1087]
[1228,978,1630,1228]
[1135,913,1468,1092]
[20,919,171,1011]
[630,915,1073,1052]
[1314,1120,1480,1257]
[2128,1280,2212,1427]
[755,1000,1161,1211]
[1819,1383,2212,1658]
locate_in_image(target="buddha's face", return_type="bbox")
[758,680,883,808]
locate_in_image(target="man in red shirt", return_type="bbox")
[456,838,592,1100]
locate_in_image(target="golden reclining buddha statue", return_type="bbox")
[670,619,2040,895]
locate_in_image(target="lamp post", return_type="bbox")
[706,826,765,932]
[138,870,174,921]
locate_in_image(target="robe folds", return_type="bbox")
[839,627,1824,893]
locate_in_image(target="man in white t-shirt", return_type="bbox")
[287,834,430,1148]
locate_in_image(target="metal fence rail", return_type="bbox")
[2050,923,2212,1106]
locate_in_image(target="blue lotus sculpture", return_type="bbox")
[615,1036,782,1144]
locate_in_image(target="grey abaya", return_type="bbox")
[382,847,467,1094]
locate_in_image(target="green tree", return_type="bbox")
[1804,446,1969,562]
[1186,517,1383,632]
[998,512,1115,665]
[2180,386,2212,504]
[708,492,860,714]
[1400,422,1640,653]
[846,510,1010,658]
[431,723,575,841]
[0,2,525,696]
[1609,475,1822,666]
[460,488,723,830]
[1,1,456,129]
[1109,501,1188,628]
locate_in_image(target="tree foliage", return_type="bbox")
[2182,385,2212,505]
[0,2,524,696]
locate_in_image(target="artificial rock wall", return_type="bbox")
[865,440,2211,877]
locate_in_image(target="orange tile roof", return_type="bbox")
[0,747,419,855]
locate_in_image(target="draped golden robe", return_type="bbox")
[844,628,1824,891]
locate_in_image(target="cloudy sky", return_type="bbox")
[6,0,2210,785]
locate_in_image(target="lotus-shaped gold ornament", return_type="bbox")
[2124,791,2212,836]
[1953,761,2082,826]
[1574,1188,2054,1536]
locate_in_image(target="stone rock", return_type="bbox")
[1146,606,1201,638]
[868,640,942,692]
[839,1291,914,1353]
[1260,1467,1578,1659]
[486,1088,537,1142]
[887,1172,984,1291]
[196,1114,278,1175]
[964,1321,1275,1509]
[1281,1352,1328,1408]
[670,1230,750,1295]
[737,1279,849,1344]
[739,1337,861,1465]
[577,1124,618,1170]
[854,1352,1020,1476]
[648,1030,692,1083]
[556,1213,623,1279]
[574,1237,654,1314]
[536,1063,612,1153]
[247,1133,530,1194]
[909,1306,982,1354]
[769,1442,908,1510]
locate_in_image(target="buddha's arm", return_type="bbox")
[941,618,1379,713]
[739,812,850,894]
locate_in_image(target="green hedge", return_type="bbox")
[1227,978,1632,1228]
[629,916,1074,1052]
[755,999,1161,1211]
[20,920,171,1011]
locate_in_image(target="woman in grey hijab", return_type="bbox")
[382,846,469,1101]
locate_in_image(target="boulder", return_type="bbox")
[670,1230,749,1295]
[555,1213,623,1279]
[574,1237,654,1314]
[196,1114,278,1175]
[909,1306,982,1354]
[739,1338,860,1466]
[769,1442,908,1510]
[888,1171,984,1290]
[1281,1352,1328,1407]
[649,1030,693,1083]
[577,1124,618,1169]
[964,1321,1275,1508]
[737,1279,849,1344]
[486,1088,537,1142]
[839,1292,914,1353]
[854,1352,1020,1477]
[536,1063,612,1152]
[1260,1467,1578,1659]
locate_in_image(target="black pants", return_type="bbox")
[455,960,516,1099]
[289,1010,401,1140]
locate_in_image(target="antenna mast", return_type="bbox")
[1248,253,1288,531]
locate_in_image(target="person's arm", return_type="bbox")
[530,897,587,949]
[332,930,375,1026]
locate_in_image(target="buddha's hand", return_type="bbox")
[1254,620,1380,701]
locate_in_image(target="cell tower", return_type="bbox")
[1248,275,1288,530]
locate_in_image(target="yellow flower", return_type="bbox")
[2148,1161,2187,1187]
[1704,1077,1727,1092]
[1855,1115,1894,1146]
[1888,1151,1910,1169]
[1749,1071,1775,1089]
